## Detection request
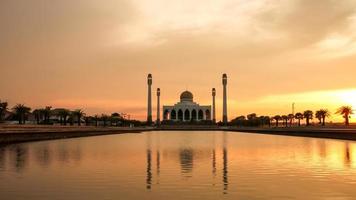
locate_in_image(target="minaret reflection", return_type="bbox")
[212,134,217,179]
[146,134,152,190]
[222,132,228,194]
[156,133,161,184]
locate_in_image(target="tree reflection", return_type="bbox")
[35,145,52,167]
[344,143,351,167]
[0,147,5,169]
[10,145,28,172]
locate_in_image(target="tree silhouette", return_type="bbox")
[303,110,313,126]
[42,106,52,124]
[315,110,322,125]
[295,112,303,127]
[32,109,42,124]
[94,115,99,127]
[0,100,8,122]
[72,109,85,126]
[12,104,31,124]
[101,114,109,127]
[336,106,354,126]
[58,109,70,125]
[273,115,281,127]
[317,109,330,126]
[288,114,294,127]
[282,115,288,127]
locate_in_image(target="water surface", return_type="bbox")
[0,131,355,200]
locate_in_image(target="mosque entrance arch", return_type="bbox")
[191,109,197,121]
[184,109,190,121]
[198,110,204,120]
[178,109,183,121]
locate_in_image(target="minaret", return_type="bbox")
[222,74,228,125]
[147,74,153,125]
[156,88,160,126]
[212,88,216,124]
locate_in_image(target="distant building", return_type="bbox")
[163,91,211,122]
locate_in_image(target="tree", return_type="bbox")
[12,104,31,124]
[317,109,330,126]
[273,115,281,127]
[288,114,294,127]
[315,110,322,124]
[42,106,52,124]
[264,116,271,127]
[101,114,109,127]
[72,109,85,126]
[282,115,288,127]
[303,110,313,126]
[336,106,354,126]
[94,115,99,127]
[295,112,303,127]
[0,100,8,122]
[58,109,70,125]
[111,113,122,126]
[247,113,257,121]
[32,109,42,124]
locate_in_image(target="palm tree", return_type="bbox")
[12,104,31,124]
[317,109,330,126]
[303,110,313,126]
[101,114,109,127]
[282,115,288,127]
[295,112,303,127]
[111,113,122,126]
[288,114,294,127]
[315,110,322,125]
[32,109,42,124]
[0,100,8,122]
[273,115,281,127]
[72,109,85,126]
[58,109,70,125]
[264,116,271,127]
[94,115,99,127]
[336,106,354,126]
[43,106,52,124]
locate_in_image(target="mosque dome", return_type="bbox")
[180,91,193,102]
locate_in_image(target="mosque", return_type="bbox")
[146,73,228,125]
[162,91,211,122]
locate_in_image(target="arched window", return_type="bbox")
[184,109,190,121]
[164,110,170,120]
[205,110,211,120]
[191,109,197,121]
[198,110,204,120]
[171,110,177,120]
[178,109,183,121]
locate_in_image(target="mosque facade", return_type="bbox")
[162,91,211,122]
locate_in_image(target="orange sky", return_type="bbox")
[1,0,356,122]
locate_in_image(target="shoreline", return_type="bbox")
[1,125,356,144]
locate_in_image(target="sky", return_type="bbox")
[1,0,356,122]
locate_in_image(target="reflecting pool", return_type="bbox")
[0,131,355,200]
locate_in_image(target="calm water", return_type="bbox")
[0,131,356,200]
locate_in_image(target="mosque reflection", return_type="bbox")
[145,132,230,194]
